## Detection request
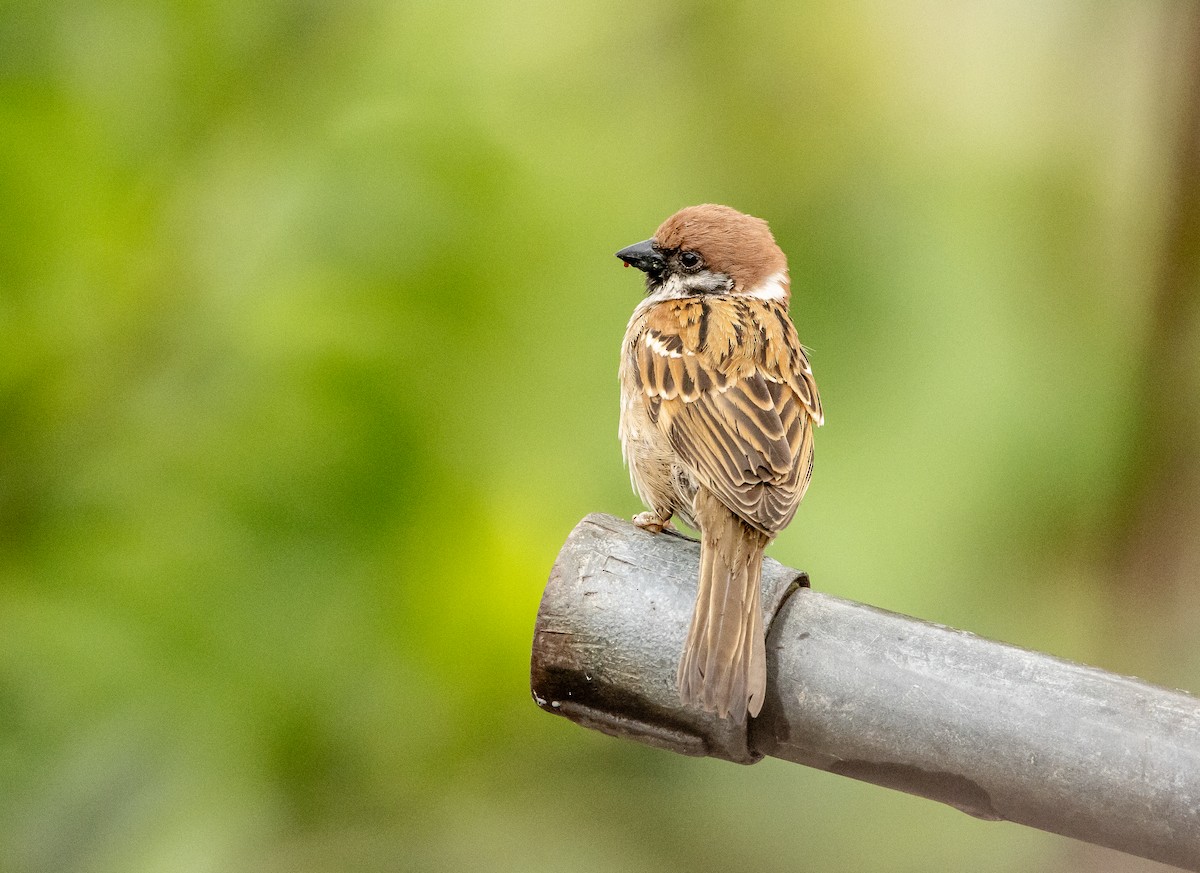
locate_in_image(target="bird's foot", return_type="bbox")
[632,511,671,534]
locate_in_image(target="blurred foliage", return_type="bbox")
[1,2,1198,872]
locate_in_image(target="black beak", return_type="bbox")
[615,239,665,274]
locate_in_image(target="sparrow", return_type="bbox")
[616,204,823,723]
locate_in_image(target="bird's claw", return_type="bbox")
[633,511,670,534]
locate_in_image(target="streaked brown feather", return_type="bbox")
[631,296,820,534]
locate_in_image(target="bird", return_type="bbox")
[615,204,823,723]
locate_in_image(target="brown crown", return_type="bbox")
[653,204,788,292]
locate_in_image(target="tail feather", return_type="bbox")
[677,489,770,722]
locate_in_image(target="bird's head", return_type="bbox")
[616,204,790,303]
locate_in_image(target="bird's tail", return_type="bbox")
[677,489,771,723]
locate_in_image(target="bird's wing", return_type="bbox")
[629,296,822,534]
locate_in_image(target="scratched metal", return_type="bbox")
[531,513,1200,871]
[530,513,804,763]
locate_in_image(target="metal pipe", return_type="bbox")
[530,514,1200,870]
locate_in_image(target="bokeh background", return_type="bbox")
[3,2,1199,871]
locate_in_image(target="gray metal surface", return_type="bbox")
[531,513,1200,870]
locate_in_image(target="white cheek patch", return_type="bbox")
[687,270,733,295]
[659,274,688,299]
[744,270,790,301]
[648,270,733,301]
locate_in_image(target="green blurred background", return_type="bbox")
[3,2,1199,871]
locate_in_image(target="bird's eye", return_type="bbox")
[679,251,702,270]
